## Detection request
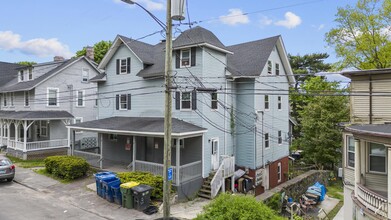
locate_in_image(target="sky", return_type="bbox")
[0,0,354,78]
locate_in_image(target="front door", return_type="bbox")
[211,138,219,170]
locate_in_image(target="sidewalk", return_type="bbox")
[13,166,207,220]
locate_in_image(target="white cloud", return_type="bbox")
[219,9,250,26]
[259,16,273,26]
[115,0,164,11]
[0,31,73,58]
[318,24,325,30]
[274,12,302,29]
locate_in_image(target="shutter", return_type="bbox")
[116,95,119,110]
[192,90,197,110]
[127,94,131,110]
[191,47,196,66]
[116,59,120,75]
[127,57,131,73]
[175,50,180,68]
[175,92,180,110]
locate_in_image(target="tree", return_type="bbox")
[325,0,391,70]
[16,61,37,66]
[75,40,112,64]
[288,53,332,140]
[293,77,349,169]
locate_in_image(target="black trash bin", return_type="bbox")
[131,184,153,211]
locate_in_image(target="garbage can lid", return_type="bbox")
[131,184,153,192]
[121,181,139,189]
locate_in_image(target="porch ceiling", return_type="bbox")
[0,110,73,120]
[67,116,207,137]
[346,124,391,138]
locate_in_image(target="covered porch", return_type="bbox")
[68,116,207,187]
[0,111,73,159]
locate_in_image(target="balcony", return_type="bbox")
[353,184,388,219]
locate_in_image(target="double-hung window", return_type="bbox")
[277,96,282,110]
[28,68,33,80]
[82,68,89,82]
[347,136,355,168]
[19,70,24,82]
[10,93,14,107]
[76,90,84,107]
[24,91,29,107]
[211,92,218,109]
[181,49,191,67]
[278,130,282,144]
[264,95,269,110]
[40,121,48,137]
[120,94,128,110]
[181,92,191,109]
[277,162,282,182]
[267,60,272,74]
[369,143,386,173]
[275,63,280,76]
[47,88,59,106]
[265,133,269,148]
[3,94,7,107]
[120,59,128,73]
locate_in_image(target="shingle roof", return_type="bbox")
[0,61,23,87]
[68,116,207,136]
[345,124,391,138]
[0,110,73,120]
[227,36,280,77]
[119,35,155,64]
[90,73,106,82]
[136,42,166,78]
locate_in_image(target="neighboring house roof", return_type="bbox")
[0,56,100,92]
[0,61,23,88]
[342,68,391,78]
[67,116,207,137]
[345,124,391,138]
[0,110,73,120]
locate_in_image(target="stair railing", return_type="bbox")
[210,156,235,198]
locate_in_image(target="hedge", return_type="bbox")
[44,156,89,180]
[117,171,172,200]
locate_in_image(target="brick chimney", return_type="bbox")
[53,56,65,62]
[86,46,94,61]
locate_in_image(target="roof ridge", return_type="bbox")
[227,35,280,48]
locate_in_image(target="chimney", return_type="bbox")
[53,56,65,62]
[86,46,94,61]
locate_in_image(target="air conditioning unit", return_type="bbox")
[338,167,343,178]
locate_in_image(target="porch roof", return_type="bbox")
[0,110,73,120]
[345,124,391,138]
[67,116,207,137]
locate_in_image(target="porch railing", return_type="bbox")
[26,139,68,151]
[73,150,101,168]
[9,140,24,151]
[0,137,7,146]
[356,183,388,218]
[179,160,202,183]
[135,160,164,177]
[211,156,235,198]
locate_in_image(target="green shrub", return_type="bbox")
[195,193,284,220]
[265,192,282,212]
[44,156,89,180]
[117,171,171,200]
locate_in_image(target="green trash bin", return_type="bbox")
[120,181,139,209]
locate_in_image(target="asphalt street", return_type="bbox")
[0,180,108,220]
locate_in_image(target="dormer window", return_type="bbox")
[175,48,196,68]
[19,70,24,82]
[267,60,272,74]
[28,68,33,80]
[181,49,191,67]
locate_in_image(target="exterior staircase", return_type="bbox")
[198,171,216,199]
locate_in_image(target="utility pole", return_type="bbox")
[163,0,173,218]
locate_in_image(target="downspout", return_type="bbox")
[369,75,373,124]
[261,111,264,168]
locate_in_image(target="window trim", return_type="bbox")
[40,121,48,137]
[76,90,85,107]
[265,133,269,148]
[275,63,280,76]
[277,162,282,182]
[346,135,355,168]
[278,130,282,145]
[24,91,30,107]
[10,92,14,107]
[120,58,128,74]
[18,70,24,82]
[74,117,83,133]
[119,94,128,110]
[267,60,272,74]
[181,92,191,110]
[82,68,89,82]
[180,49,191,68]
[264,95,269,110]
[277,96,282,110]
[109,134,118,142]
[211,92,218,110]
[28,68,33,80]
[47,88,59,107]
[368,142,387,174]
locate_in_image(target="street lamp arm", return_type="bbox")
[121,0,167,30]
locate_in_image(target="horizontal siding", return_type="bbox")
[365,173,387,192]
[343,168,354,185]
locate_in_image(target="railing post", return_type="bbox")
[23,120,27,152]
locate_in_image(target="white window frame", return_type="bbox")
[267,60,272,74]
[265,133,269,148]
[264,95,269,110]
[47,88,59,107]
[74,117,83,133]
[368,142,387,174]
[82,68,89,82]
[278,130,282,145]
[18,70,24,82]
[346,135,355,168]
[10,93,14,107]
[180,49,191,68]
[277,162,282,182]
[181,92,191,110]
[24,91,29,107]
[109,134,118,142]
[120,58,128,74]
[40,121,48,137]
[211,92,218,110]
[275,63,280,76]
[172,139,184,149]
[28,68,33,80]
[76,90,85,107]
[277,96,282,110]
[119,94,128,110]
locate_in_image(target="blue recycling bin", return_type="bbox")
[103,178,121,203]
[94,172,116,198]
[111,184,122,205]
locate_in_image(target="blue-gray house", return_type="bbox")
[68,26,295,198]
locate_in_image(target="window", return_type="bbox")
[28,68,33,80]
[277,162,282,182]
[265,133,269,148]
[277,96,282,110]
[346,136,355,168]
[181,92,191,109]
[19,70,24,82]
[264,95,269,110]
[76,90,84,107]
[369,143,386,173]
[3,94,7,107]
[267,60,272,74]
[74,117,83,133]
[181,49,191,67]
[47,88,59,106]
[10,93,14,107]
[120,94,128,110]
[82,68,89,82]
[278,130,282,144]
[40,121,48,137]
[109,134,118,142]
[211,92,218,109]
[275,63,280,76]
[24,91,29,107]
[120,59,127,73]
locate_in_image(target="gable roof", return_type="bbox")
[0,110,73,120]
[0,61,23,87]
[0,56,100,92]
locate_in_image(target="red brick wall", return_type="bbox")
[268,156,289,189]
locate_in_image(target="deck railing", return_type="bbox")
[26,139,68,151]
[356,183,388,218]
[9,140,24,151]
[211,156,235,198]
[73,150,101,167]
[179,160,202,183]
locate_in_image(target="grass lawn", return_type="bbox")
[7,155,45,168]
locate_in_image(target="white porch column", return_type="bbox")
[67,127,71,154]
[132,136,136,172]
[387,147,391,219]
[15,122,19,143]
[23,120,27,152]
[0,120,3,145]
[354,139,361,197]
[6,122,10,147]
[176,138,180,185]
